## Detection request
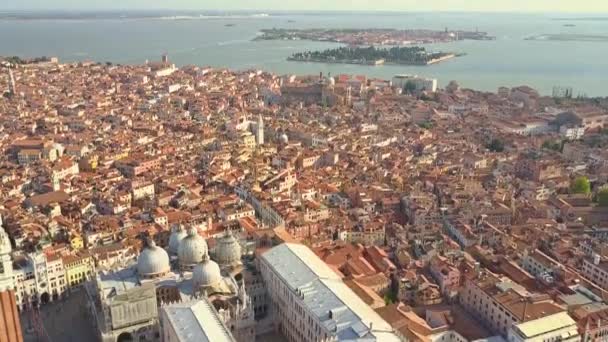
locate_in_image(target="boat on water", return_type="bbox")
[225,23,236,27]
[563,24,576,27]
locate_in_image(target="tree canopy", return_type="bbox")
[404,80,417,94]
[487,138,505,152]
[597,188,608,206]
[571,176,591,194]
[542,139,562,152]
[290,46,451,65]
[417,121,434,130]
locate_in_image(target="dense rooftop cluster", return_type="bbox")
[1,56,608,342]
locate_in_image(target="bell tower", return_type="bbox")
[256,114,264,146]
[7,67,16,96]
[0,226,14,291]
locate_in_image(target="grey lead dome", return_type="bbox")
[137,239,170,278]
[168,224,187,255]
[177,227,208,270]
[192,253,222,289]
[215,230,242,269]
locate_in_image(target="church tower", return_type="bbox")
[0,225,23,342]
[0,226,14,291]
[7,67,16,96]
[256,114,264,146]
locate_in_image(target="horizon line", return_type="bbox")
[0,8,607,14]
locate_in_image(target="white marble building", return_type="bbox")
[86,228,253,342]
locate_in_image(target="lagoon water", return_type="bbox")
[1,11,607,96]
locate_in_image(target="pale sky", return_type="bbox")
[2,0,608,12]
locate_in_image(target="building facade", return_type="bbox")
[581,255,608,290]
[460,271,574,339]
[259,243,402,342]
[508,312,578,342]
[392,74,438,93]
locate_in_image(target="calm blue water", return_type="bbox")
[1,12,607,96]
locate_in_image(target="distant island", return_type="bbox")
[288,46,462,66]
[2,56,54,65]
[525,34,608,42]
[0,10,272,21]
[255,28,494,45]
[552,17,608,21]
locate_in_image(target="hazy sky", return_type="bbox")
[2,0,608,12]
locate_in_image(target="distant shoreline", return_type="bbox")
[0,11,272,21]
[254,28,495,46]
[287,53,460,66]
[552,17,608,21]
[525,34,608,42]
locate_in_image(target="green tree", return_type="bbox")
[384,293,393,305]
[571,176,591,194]
[420,93,433,101]
[597,188,608,206]
[487,138,505,152]
[404,81,417,94]
[418,121,434,130]
[383,289,398,305]
[542,140,562,152]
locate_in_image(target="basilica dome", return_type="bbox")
[280,133,289,144]
[215,230,242,269]
[178,228,208,270]
[192,253,222,289]
[137,239,170,279]
[168,224,187,255]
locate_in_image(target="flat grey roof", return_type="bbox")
[162,298,235,342]
[262,243,401,342]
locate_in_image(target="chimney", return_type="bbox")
[594,253,601,265]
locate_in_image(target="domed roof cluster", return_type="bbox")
[168,224,187,255]
[215,230,242,269]
[137,239,170,278]
[178,228,208,270]
[136,227,243,288]
[192,253,222,289]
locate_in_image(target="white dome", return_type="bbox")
[168,225,187,255]
[178,228,208,269]
[280,133,289,144]
[137,239,170,278]
[192,254,222,289]
[216,230,242,268]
